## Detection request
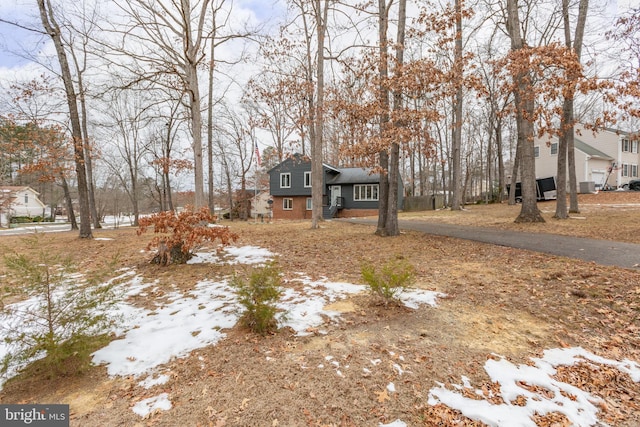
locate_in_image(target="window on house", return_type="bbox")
[622,163,629,177]
[622,138,631,152]
[306,198,312,210]
[304,171,312,188]
[534,146,540,158]
[354,184,379,201]
[24,194,28,203]
[550,143,558,155]
[632,140,639,154]
[280,173,291,188]
[632,164,638,178]
[283,198,293,210]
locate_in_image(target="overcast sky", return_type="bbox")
[0,0,285,70]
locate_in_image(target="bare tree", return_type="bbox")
[36,0,93,237]
[504,0,544,222]
[100,89,152,226]
[556,0,589,218]
[450,0,464,210]
[111,0,213,208]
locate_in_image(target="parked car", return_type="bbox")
[628,179,640,191]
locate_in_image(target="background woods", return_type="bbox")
[1,0,639,231]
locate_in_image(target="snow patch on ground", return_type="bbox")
[132,393,172,418]
[428,347,640,427]
[187,245,275,265]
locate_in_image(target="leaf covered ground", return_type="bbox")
[0,192,639,426]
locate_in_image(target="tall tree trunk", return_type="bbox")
[182,0,211,209]
[506,0,544,223]
[568,0,588,214]
[311,0,329,229]
[60,174,77,230]
[207,6,217,215]
[70,47,101,229]
[385,0,407,237]
[451,0,464,210]
[376,0,392,236]
[495,119,506,202]
[37,0,92,238]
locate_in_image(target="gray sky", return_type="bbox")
[0,0,285,69]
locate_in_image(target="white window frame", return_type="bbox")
[306,198,312,210]
[280,173,291,188]
[24,194,28,203]
[632,164,638,178]
[622,138,631,152]
[354,184,379,201]
[304,171,312,188]
[632,140,639,154]
[534,146,540,158]
[550,142,558,155]
[283,198,293,210]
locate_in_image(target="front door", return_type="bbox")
[331,185,341,206]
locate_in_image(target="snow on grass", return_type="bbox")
[278,275,365,335]
[132,393,172,418]
[91,277,240,378]
[187,245,275,265]
[139,374,170,389]
[428,347,640,427]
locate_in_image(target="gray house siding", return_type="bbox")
[268,155,403,219]
[268,156,322,197]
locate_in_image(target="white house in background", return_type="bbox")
[250,190,272,221]
[535,124,640,191]
[0,186,48,226]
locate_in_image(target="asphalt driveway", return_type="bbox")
[345,218,640,270]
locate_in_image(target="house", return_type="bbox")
[268,154,403,220]
[250,190,272,221]
[535,124,640,191]
[0,186,48,226]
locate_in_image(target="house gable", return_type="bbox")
[0,186,46,217]
[268,155,315,197]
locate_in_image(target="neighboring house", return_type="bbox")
[0,186,48,226]
[250,190,272,221]
[535,124,640,191]
[268,154,403,220]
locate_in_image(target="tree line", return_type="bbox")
[0,0,638,237]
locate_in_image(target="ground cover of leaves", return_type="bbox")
[0,191,639,426]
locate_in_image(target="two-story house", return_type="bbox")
[535,124,640,191]
[268,154,403,220]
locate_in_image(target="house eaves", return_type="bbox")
[574,138,614,160]
[322,163,341,174]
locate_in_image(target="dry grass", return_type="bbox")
[0,191,639,426]
[400,191,640,243]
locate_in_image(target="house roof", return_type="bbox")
[574,138,614,160]
[326,167,378,184]
[0,186,40,195]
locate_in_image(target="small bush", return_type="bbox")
[137,206,238,265]
[1,234,119,380]
[231,261,284,335]
[361,256,415,306]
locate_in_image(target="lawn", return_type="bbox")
[0,192,639,426]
